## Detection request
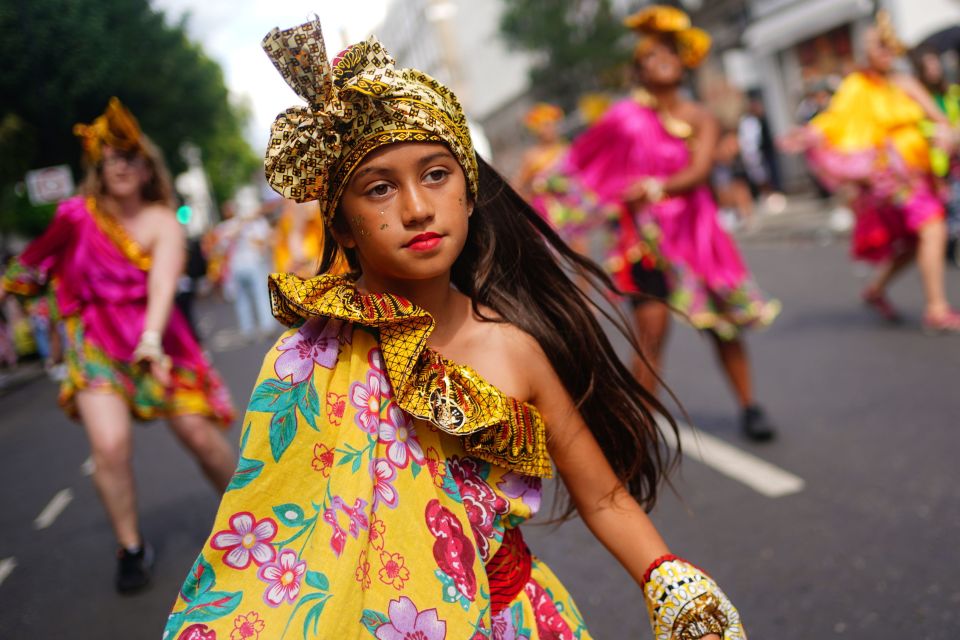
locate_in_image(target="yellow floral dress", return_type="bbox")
[165,274,590,640]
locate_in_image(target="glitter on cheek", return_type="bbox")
[352,215,370,238]
[379,223,389,231]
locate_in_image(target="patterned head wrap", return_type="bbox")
[625,5,711,69]
[262,19,478,223]
[72,97,144,164]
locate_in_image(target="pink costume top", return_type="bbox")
[3,196,234,424]
[551,97,779,339]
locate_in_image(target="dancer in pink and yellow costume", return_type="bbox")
[537,6,780,441]
[2,98,236,592]
[788,12,960,331]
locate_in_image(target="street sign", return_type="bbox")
[25,165,75,205]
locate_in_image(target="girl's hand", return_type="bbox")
[133,330,172,387]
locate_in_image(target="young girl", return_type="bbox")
[1,99,236,592]
[165,19,744,640]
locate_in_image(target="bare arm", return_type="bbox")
[143,210,186,336]
[894,74,951,125]
[526,344,722,639]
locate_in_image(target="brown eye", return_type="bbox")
[425,169,448,183]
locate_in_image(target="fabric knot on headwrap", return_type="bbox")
[262,18,478,223]
[625,5,711,69]
[72,97,144,164]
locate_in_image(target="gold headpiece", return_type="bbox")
[523,102,564,131]
[262,19,478,223]
[875,10,906,56]
[624,5,711,69]
[72,97,144,164]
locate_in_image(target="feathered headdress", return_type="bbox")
[262,19,478,223]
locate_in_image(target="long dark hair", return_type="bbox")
[320,156,678,514]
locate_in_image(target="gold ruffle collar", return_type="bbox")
[268,273,552,478]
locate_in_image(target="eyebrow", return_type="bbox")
[351,150,455,182]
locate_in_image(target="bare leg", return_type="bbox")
[75,390,140,549]
[916,218,952,317]
[168,414,236,494]
[708,332,753,408]
[866,249,916,298]
[631,301,671,395]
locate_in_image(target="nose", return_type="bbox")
[399,183,435,228]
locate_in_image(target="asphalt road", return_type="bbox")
[0,239,957,639]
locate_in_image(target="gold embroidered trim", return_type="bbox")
[87,198,152,271]
[268,273,552,478]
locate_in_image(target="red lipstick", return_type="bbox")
[404,232,443,252]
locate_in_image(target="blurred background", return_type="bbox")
[0,0,958,638]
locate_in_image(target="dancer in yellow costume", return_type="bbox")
[166,18,745,640]
[273,200,325,278]
[787,12,960,331]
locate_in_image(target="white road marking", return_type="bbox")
[34,488,74,530]
[80,456,95,476]
[0,557,15,587]
[660,418,805,498]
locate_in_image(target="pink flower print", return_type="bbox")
[230,611,265,640]
[379,403,425,469]
[274,318,344,383]
[311,443,334,477]
[425,499,477,600]
[368,347,388,381]
[375,596,447,640]
[326,392,345,426]
[257,549,307,607]
[350,372,388,434]
[497,471,542,513]
[356,550,372,590]
[491,608,517,640]
[370,458,399,511]
[323,497,370,556]
[524,580,576,639]
[178,624,216,640]
[377,550,411,590]
[448,457,509,562]
[211,512,278,570]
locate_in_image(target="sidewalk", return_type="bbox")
[733,193,852,244]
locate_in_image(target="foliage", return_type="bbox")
[0,0,258,236]
[498,0,635,107]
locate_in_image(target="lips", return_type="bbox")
[404,232,443,252]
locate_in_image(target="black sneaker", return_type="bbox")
[116,542,155,593]
[742,405,776,442]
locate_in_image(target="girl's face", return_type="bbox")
[335,142,472,284]
[101,145,151,200]
[636,36,684,88]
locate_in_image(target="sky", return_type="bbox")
[150,0,390,151]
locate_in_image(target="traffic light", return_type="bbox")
[176,205,192,224]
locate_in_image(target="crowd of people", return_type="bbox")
[1,4,957,640]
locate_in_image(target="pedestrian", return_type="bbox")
[738,91,786,214]
[536,5,780,441]
[165,19,745,640]
[0,98,237,592]
[214,200,276,340]
[783,11,960,331]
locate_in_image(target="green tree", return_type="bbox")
[0,0,258,236]
[498,0,636,108]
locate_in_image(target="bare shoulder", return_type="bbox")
[460,307,549,404]
[681,100,717,129]
[143,204,183,236]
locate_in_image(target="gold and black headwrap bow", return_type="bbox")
[624,5,711,69]
[262,19,478,223]
[72,97,144,164]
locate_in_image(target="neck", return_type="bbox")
[106,192,144,218]
[645,83,680,107]
[358,271,464,333]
